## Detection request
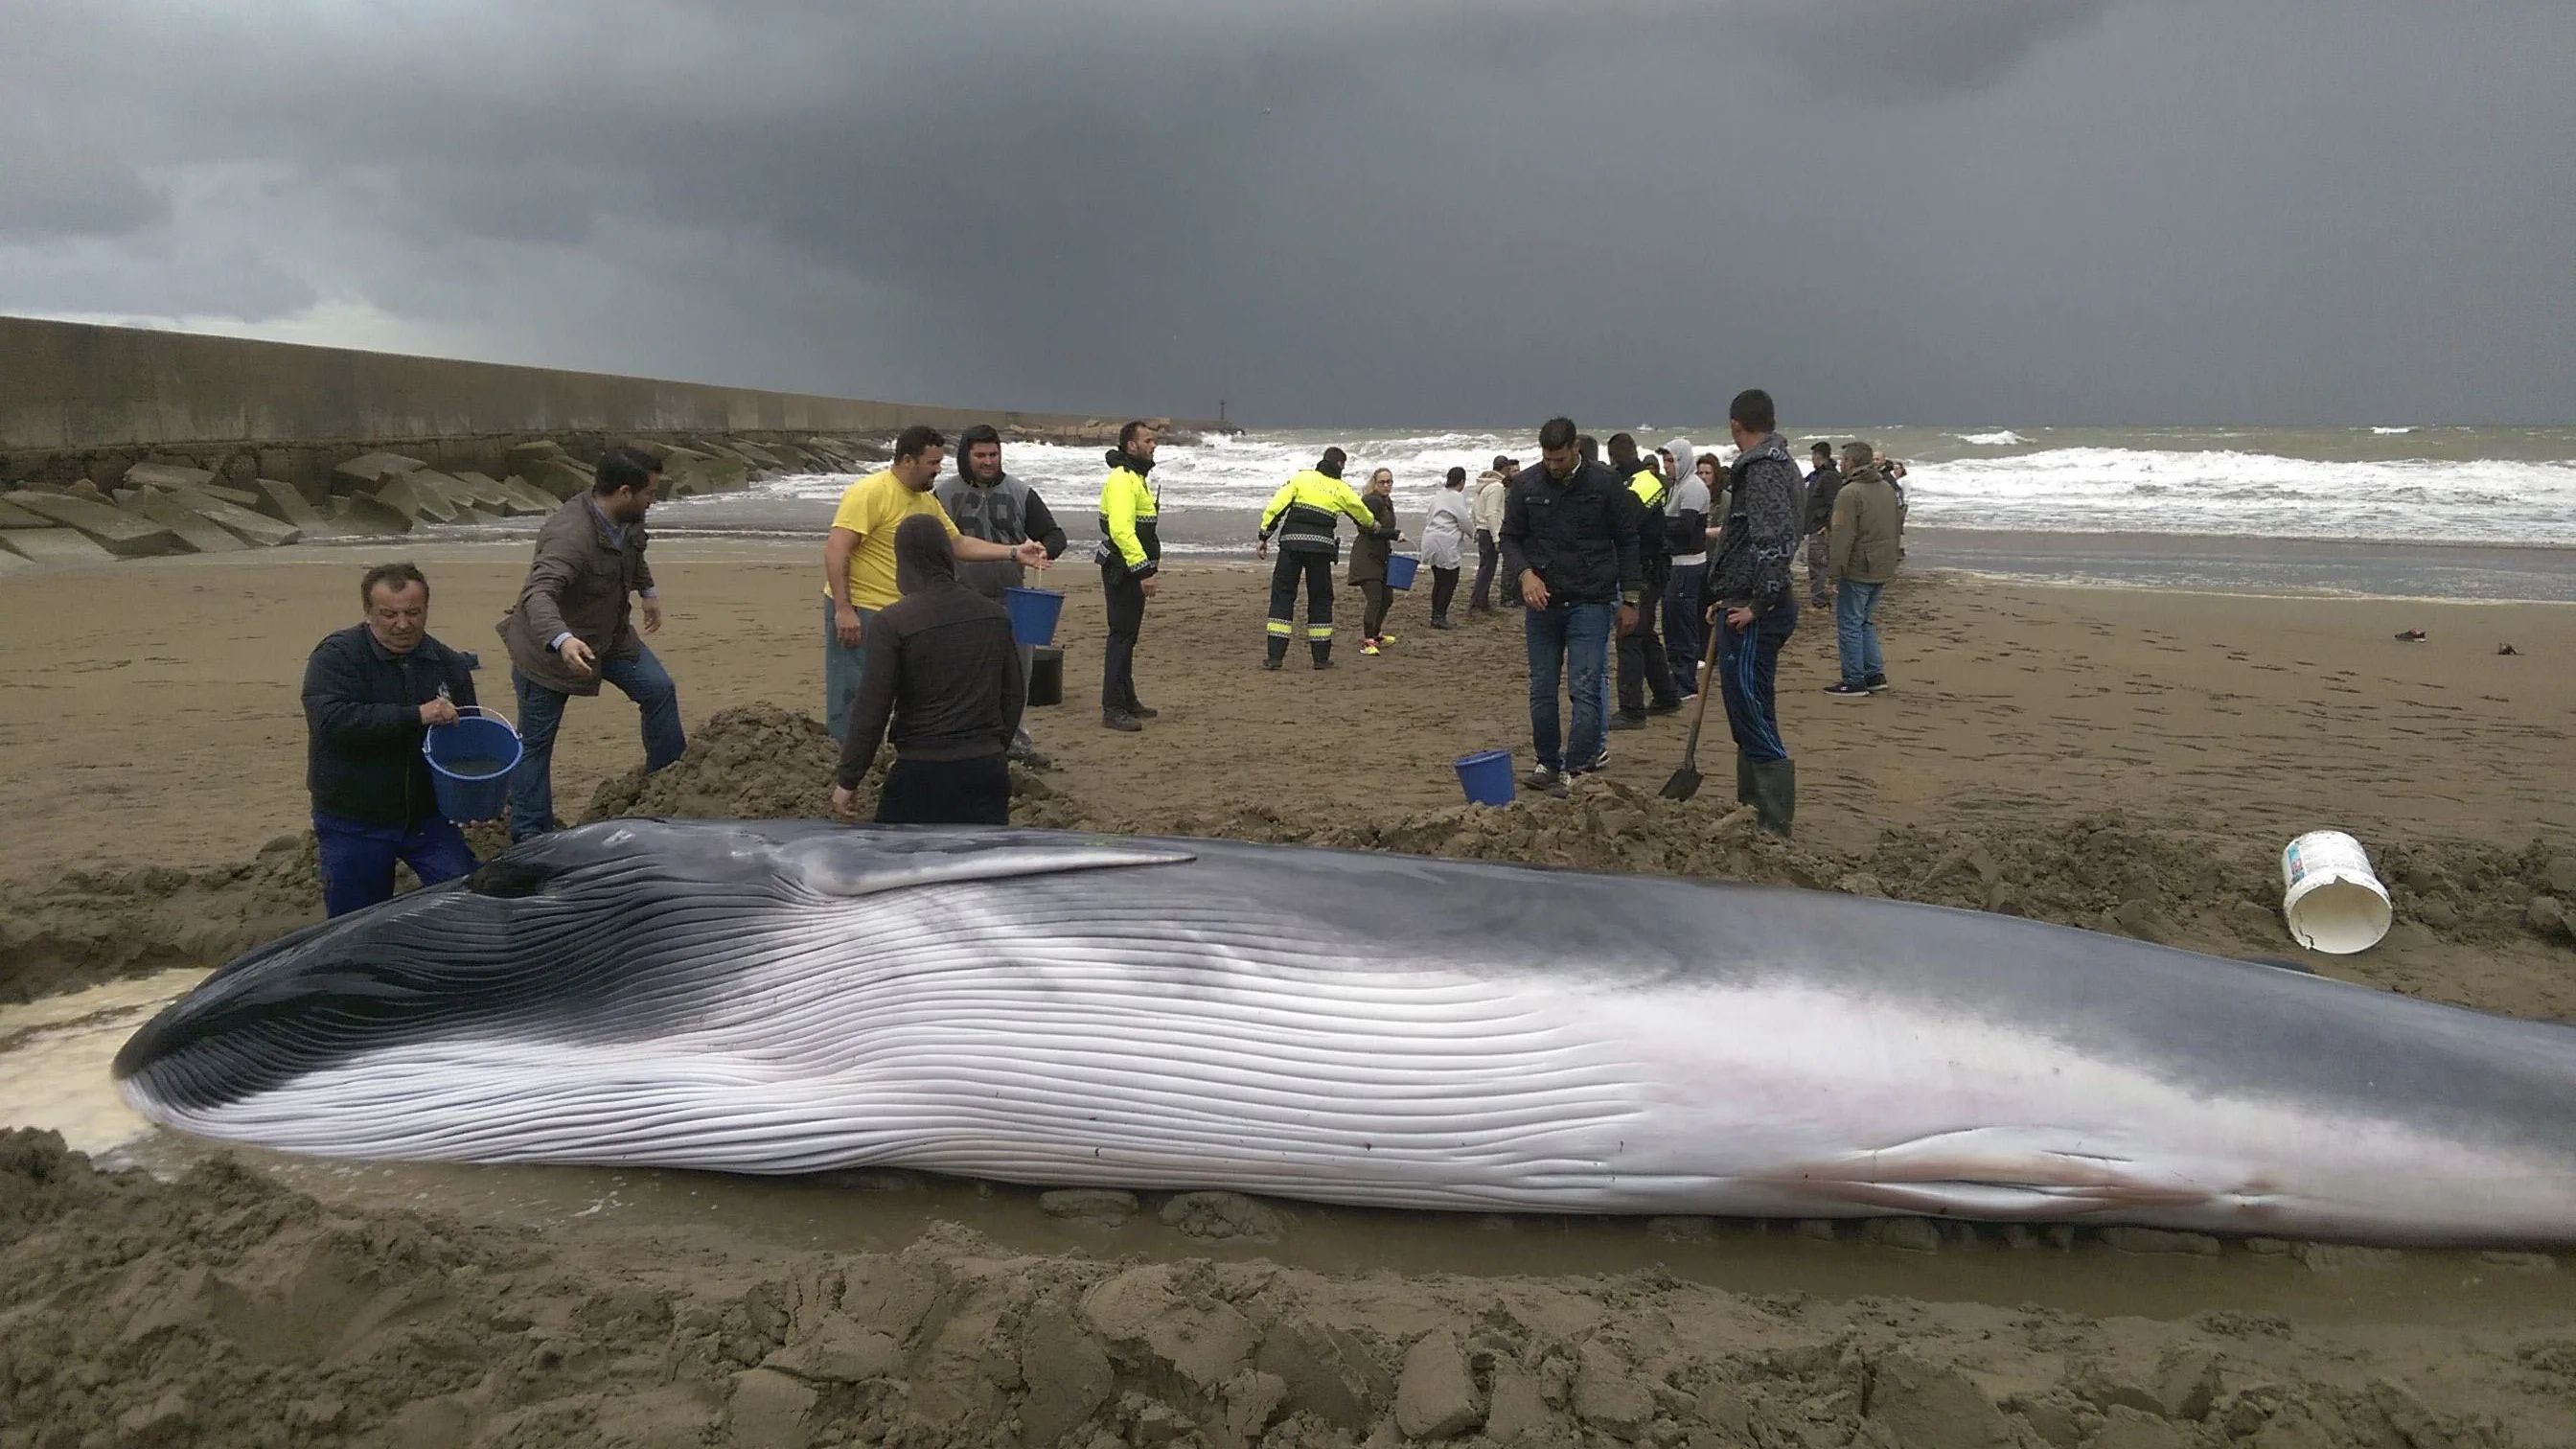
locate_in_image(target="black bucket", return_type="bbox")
[1028,646,1064,707]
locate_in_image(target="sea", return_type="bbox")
[640,424,2576,601]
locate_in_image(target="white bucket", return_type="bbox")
[2279,831,2392,954]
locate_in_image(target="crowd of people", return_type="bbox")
[295,402,1906,914]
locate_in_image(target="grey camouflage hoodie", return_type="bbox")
[1705,432,1801,616]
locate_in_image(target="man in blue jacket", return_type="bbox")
[301,562,481,916]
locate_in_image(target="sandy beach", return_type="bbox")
[5,540,2576,1447]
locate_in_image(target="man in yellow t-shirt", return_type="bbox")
[823,425,1049,741]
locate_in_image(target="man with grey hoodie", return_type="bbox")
[1700,389,1803,836]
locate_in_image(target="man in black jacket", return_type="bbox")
[302,562,482,916]
[1498,416,1642,794]
[934,424,1068,765]
[1802,440,1842,609]
[1703,390,1805,835]
[829,516,1025,825]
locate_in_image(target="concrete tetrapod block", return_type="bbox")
[445,470,513,509]
[0,527,118,564]
[0,548,30,576]
[0,497,49,528]
[493,476,563,516]
[166,487,302,545]
[330,494,414,535]
[369,472,463,525]
[120,462,218,491]
[131,493,250,553]
[517,457,596,501]
[334,451,429,493]
[2,491,182,557]
[254,478,332,530]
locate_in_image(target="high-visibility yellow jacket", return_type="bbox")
[1259,470,1382,558]
[1096,460,1161,578]
[1626,467,1672,566]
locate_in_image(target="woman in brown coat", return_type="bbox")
[1346,467,1403,655]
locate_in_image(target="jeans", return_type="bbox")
[1525,602,1615,771]
[1470,530,1500,610]
[1665,561,1707,688]
[510,644,685,840]
[1835,579,1886,686]
[822,598,878,743]
[1101,563,1147,714]
[878,753,1012,825]
[313,811,476,918]
[1716,602,1798,765]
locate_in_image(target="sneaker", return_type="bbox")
[1608,712,1646,731]
[1430,616,1456,631]
[1360,640,1382,656]
[1645,698,1685,715]
[1377,632,1399,645]
[1570,748,1609,775]
[1864,673,1889,693]
[1131,705,1161,720]
[1101,711,1142,732]
[1823,681,1871,700]
[1521,764,1568,796]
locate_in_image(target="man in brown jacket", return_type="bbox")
[1822,441,1903,699]
[497,446,686,840]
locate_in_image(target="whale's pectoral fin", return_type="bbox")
[778,834,1196,899]
[1758,1129,2217,1220]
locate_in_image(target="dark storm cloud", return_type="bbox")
[1,0,2568,426]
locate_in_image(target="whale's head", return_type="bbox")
[113,819,1193,1145]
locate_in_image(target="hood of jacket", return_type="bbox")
[1105,448,1155,476]
[894,513,958,595]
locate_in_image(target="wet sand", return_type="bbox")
[4,540,2575,1447]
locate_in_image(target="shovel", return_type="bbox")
[1661,609,1731,800]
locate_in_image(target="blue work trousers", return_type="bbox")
[313,811,475,917]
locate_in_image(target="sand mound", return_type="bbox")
[7,1129,2564,1448]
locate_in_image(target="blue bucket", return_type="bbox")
[423,708,521,822]
[1454,748,1515,806]
[1004,586,1067,646]
[1384,554,1420,590]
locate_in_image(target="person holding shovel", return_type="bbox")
[1699,389,1803,835]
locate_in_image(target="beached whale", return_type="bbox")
[115,820,2576,1245]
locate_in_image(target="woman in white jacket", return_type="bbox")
[1467,463,1510,615]
[1420,466,1476,629]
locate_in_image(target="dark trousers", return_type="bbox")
[1266,549,1336,658]
[1358,579,1392,639]
[1716,602,1798,764]
[1665,561,1707,689]
[1429,566,1460,620]
[509,644,684,840]
[1616,557,1678,716]
[313,811,476,918]
[1470,531,1500,611]
[877,753,1012,825]
[1100,562,1147,714]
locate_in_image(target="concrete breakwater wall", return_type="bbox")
[0,317,1220,569]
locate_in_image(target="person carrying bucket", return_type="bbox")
[933,424,1069,766]
[1347,467,1405,656]
[1254,447,1388,670]
[301,562,482,917]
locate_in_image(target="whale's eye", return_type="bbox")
[466,857,556,898]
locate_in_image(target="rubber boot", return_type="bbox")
[1735,752,1756,806]
[1310,639,1334,670]
[1748,758,1795,837]
[1265,637,1288,671]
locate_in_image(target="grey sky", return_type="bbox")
[3,0,2569,426]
